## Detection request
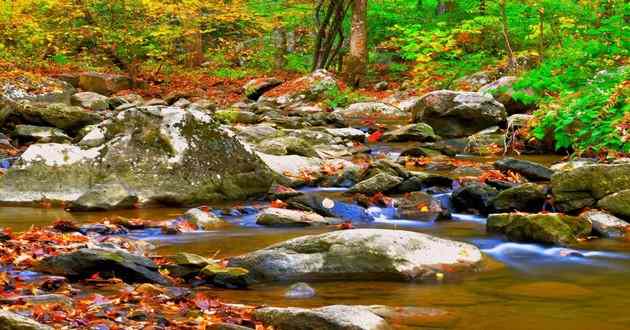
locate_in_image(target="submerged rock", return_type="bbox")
[395,192,444,222]
[253,305,390,330]
[228,229,482,282]
[182,208,225,229]
[286,194,374,222]
[200,265,249,289]
[411,90,507,138]
[494,158,553,181]
[0,310,52,330]
[256,208,334,227]
[487,213,592,245]
[36,248,169,285]
[285,282,316,299]
[580,210,629,238]
[0,107,272,205]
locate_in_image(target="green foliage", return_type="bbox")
[322,85,367,109]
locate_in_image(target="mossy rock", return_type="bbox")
[487,213,592,245]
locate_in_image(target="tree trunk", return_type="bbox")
[343,0,368,87]
[499,0,516,69]
[273,27,288,69]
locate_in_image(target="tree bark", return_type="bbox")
[343,0,368,87]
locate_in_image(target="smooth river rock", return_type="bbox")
[253,305,390,330]
[581,210,629,238]
[228,229,482,282]
[487,213,592,245]
[0,310,52,330]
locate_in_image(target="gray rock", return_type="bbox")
[494,157,553,181]
[324,127,367,142]
[69,181,138,211]
[0,108,272,205]
[333,102,409,122]
[487,213,592,245]
[35,248,169,285]
[285,282,316,299]
[348,172,403,195]
[78,125,106,147]
[253,305,390,330]
[2,76,75,104]
[10,102,101,132]
[235,124,281,142]
[256,208,334,227]
[581,210,629,238]
[374,81,389,91]
[13,125,70,143]
[0,310,52,330]
[215,110,259,124]
[382,123,439,142]
[182,208,225,229]
[411,90,507,138]
[258,70,338,106]
[172,98,191,108]
[228,229,482,281]
[71,92,109,110]
[256,152,322,187]
[258,136,318,157]
[597,189,630,218]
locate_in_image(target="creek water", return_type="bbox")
[2,153,629,329]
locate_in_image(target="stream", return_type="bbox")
[2,150,630,329]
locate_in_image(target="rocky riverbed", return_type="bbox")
[1,70,630,329]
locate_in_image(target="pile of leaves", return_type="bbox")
[0,223,268,329]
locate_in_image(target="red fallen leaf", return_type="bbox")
[337,222,353,230]
[367,130,383,143]
[89,272,101,280]
[193,292,210,310]
[270,199,287,208]
[199,205,210,212]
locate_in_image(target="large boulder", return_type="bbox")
[1,75,75,104]
[551,163,630,213]
[228,229,483,281]
[78,72,131,96]
[0,107,272,206]
[494,158,553,181]
[0,310,52,330]
[9,102,101,132]
[581,210,629,238]
[333,102,410,122]
[35,248,169,285]
[479,76,534,114]
[411,91,507,138]
[256,208,336,227]
[487,213,592,245]
[253,305,390,330]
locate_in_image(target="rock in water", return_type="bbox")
[0,107,272,205]
[181,208,225,229]
[0,310,53,330]
[551,163,630,213]
[411,90,506,138]
[256,208,335,227]
[382,123,439,142]
[253,305,390,330]
[487,213,592,245]
[494,157,553,181]
[490,183,547,213]
[347,173,403,195]
[228,229,482,282]
[285,282,316,299]
[35,248,169,285]
[69,181,138,211]
[597,189,630,218]
[451,183,498,215]
[395,192,444,222]
[581,210,630,238]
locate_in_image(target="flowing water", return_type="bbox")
[2,153,629,329]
